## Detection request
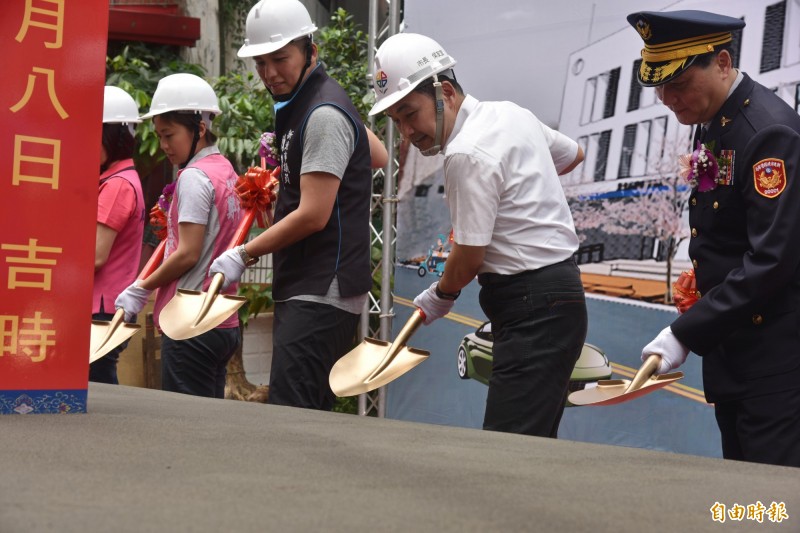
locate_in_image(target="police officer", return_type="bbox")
[630,10,800,467]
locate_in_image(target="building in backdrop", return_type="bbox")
[559,0,800,262]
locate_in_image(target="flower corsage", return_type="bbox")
[678,141,733,192]
[259,131,279,168]
[678,143,719,192]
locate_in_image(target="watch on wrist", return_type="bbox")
[237,244,259,267]
[435,283,460,301]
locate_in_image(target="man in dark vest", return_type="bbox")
[211,0,375,410]
[629,10,800,467]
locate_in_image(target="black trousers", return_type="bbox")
[268,299,360,411]
[714,387,800,467]
[160,327,240,399]
[478,259,588,437]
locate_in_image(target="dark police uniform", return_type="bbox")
[629,10,800,467]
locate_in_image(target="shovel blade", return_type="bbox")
[330,337,429,397]
[158,289,246,340]
[89,320,141,363]
[568,372,684,406]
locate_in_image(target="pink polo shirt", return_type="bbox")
[93,159,145,314]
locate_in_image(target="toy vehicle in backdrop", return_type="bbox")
[456,321,613,406]
[417,232,452,277]
[417,247,448,277]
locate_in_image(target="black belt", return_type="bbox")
[477,257,576,286]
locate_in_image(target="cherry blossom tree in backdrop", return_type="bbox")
[572,161,691,303]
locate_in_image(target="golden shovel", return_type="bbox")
[567,354,684,406]
[89,310,138,364]
[158,166,279,341]
[157,211,254,340]
[330,308,430,397]
[89,240,166,363]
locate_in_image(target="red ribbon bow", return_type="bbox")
[149,205,168,240]
[672,269,698,314]
[235,166,280,228]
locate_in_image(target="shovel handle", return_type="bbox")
[96,307,126,348]
[190,272,227,328]
[228,208,258,250]
[365,308,426,382]
[183,204,260,330]
[138,240,166,281]
[624,354,661,394]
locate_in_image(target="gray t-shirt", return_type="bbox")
[301,105,355,178]
[174,146,221,291]
[282,105,369,315]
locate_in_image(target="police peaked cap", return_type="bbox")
[627,10,745,87]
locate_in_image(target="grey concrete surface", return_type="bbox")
[1,383,797,532]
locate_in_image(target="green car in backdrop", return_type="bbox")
[457,322,613,405]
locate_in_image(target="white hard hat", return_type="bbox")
[238,0,318,58]
[140,73,221,119]
[369,33,457,116]
[103,86,141,124]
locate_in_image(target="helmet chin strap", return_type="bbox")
[179,114,202,170]
[421,74,444,156]
[271,38,313,103]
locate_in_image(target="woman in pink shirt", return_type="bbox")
[92,87,145,384]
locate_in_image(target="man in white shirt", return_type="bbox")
[370,33,587,437]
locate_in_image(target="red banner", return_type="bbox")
[1,0,109,413]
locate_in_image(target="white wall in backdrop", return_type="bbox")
[403,0,675,128]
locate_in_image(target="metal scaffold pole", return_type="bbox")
[358,0,401,418]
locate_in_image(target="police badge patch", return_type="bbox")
[753,158,786,199]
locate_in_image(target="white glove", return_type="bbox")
[114,281,151,322]
[642,326,690,374]
[412,282,456,325]
[208,247,246,290]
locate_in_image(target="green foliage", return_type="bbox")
[317,8,376,120]
[333,395,358,414]
[106,43,205,173]
[237,283,273,328]
[212,72,274,173]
